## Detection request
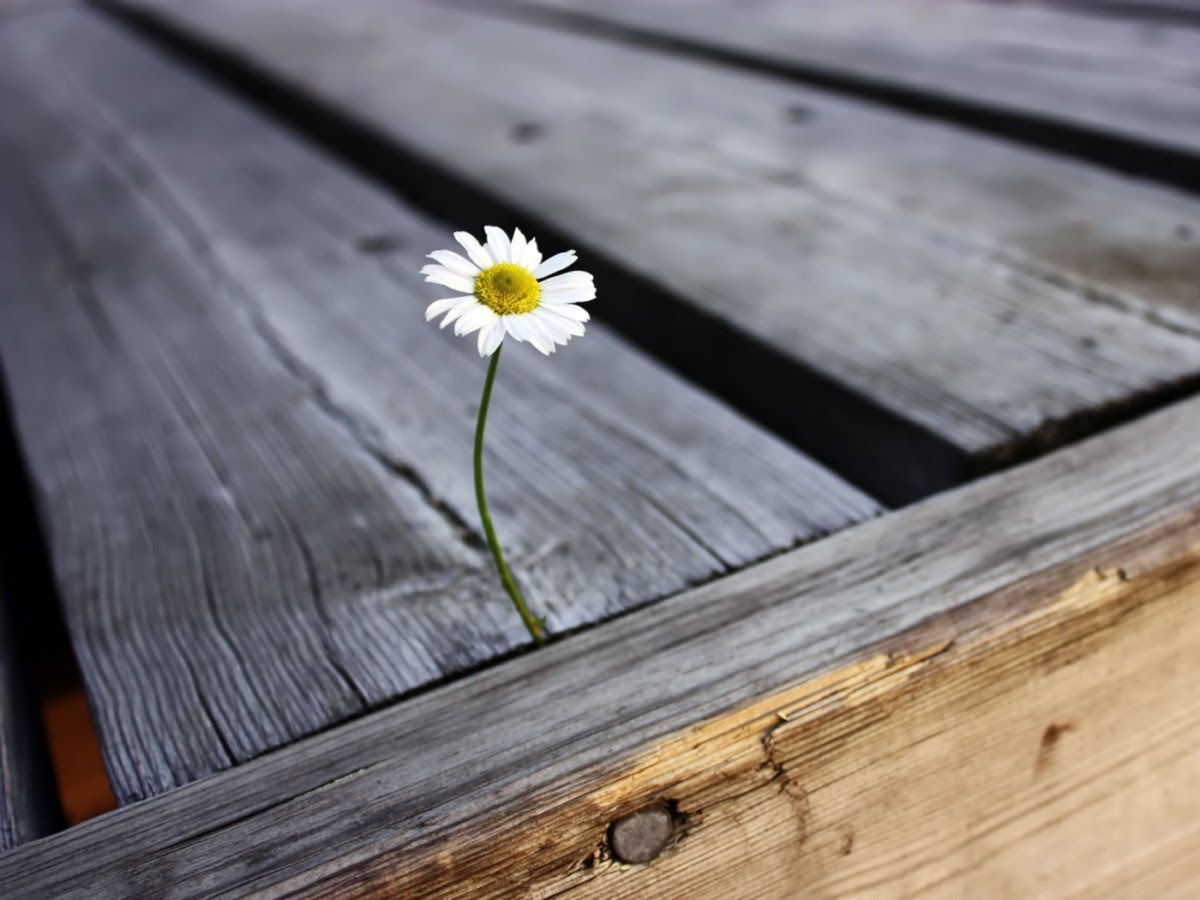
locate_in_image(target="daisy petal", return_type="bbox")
[480,318,506,356]
[484,226,511,264]
[440,298,481,329]
[541,286,595,304]
[533,251,577,279]
[424,295,474,321]
[539,271,593,291]
[525,312,562,353]
[509,228,528,269]
[454,231,493,270]
[508,313,552,354]
[477,317,497,356]
[454,304,495,337]
[422,266,476,294]
[554,322,578,345]
[541,302,590,323]
[535,306,586,338]
[522,238,542,271]
[503,314,530,344]
[426,250,479,277]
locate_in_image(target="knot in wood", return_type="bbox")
[608,804,675,864]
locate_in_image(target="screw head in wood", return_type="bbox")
[608,804,675,864]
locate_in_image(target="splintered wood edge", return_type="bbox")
[2,397,1200,895]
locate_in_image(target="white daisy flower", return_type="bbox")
[421,226,594,356]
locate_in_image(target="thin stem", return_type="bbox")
[474,344,545,645]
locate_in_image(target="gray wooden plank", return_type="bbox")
[108,0,1200,499]
[1,366,1199,895]
[0,9,878,805]
[528,0,1200,161]
[0,0,74,19]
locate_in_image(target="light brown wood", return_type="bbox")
[1,388,1198,896]
[549,558,1200,898]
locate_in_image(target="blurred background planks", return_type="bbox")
[112,0,1200,503]
[529,0,1200,172]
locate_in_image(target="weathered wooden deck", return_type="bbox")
[0,0,1198,896]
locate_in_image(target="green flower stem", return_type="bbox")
[474,344,545,645]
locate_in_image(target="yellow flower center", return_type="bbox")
[474,263,541,315]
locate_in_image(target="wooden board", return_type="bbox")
[0,1,75,19]
[527,0,1200,165]
[1,368,1199,895]
[0,9,879,805]
[107,0,1200,503]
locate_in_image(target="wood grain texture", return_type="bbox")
[529,0,1200,161]
[108,0,1200,495]
[0,9,878,804]
[1,381,1199,895]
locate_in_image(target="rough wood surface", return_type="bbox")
[529,0,1200,161]
[2,363,1199,897]
[0,9,878,804]
[109,0,1200,502]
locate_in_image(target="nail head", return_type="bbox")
[609,804,675,864]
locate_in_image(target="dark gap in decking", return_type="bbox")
[486,1,1200,195]
[972,371,1200,471]
[0,368,115,832]
[1052,0,1200,29]
[93,0,973,506]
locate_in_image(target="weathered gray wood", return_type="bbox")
[485,0,1200,324]
[107,0,1200,502]
[0,0,74,19]
[529,0,1200,160]
[0,9,877,805]
[1,364,1199,895]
